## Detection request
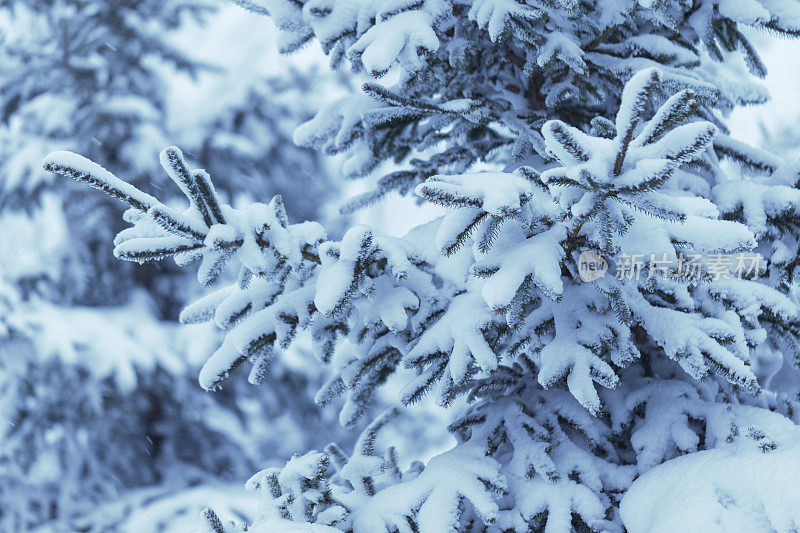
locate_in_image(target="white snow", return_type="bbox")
[621,430,800,533]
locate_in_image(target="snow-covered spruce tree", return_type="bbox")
[281,0,796,205]
[45,66,800,530]
[43,1,800,531]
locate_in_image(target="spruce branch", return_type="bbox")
[161,146,214,226]
[201,508,225,533]
[614,68,660,176]
[229,0,270,17]
[42,152,157,212]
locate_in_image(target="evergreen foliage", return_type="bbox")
[42,0,800,531]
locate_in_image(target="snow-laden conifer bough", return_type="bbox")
[43,0,800,530]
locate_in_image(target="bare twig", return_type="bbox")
[586,26,614,51]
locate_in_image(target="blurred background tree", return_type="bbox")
[0,1,350,529]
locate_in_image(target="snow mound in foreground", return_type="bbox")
[621,430,800,533]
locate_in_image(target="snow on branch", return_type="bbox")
[41,62,800,532]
